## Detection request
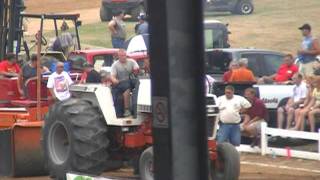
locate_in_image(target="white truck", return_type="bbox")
[206,48,294,127]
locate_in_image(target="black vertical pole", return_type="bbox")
[53,19,58,37]
[74,19,81,50]
[16,12,23,55]
[149,0,208,179]
[0,0,9,58]
[0,0,4,59]
[7,0,15,53]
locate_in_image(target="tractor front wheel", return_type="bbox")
[210,143,240,180]
[43,99,109,180]
[139,147,154,180]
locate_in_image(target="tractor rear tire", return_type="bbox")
[210,143,240,180]
[139,147,154,180]
[43,98,109,180]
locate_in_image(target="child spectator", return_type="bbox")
[0,53,20,77]
[307,77,320,132]
[293,76,318,131]
[277,73,307,129]
[79,63,101,84]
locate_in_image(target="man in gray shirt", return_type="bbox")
[108,10,127,48]
[111,49,140,117]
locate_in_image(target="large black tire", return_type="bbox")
[139,147,154,180]
[43,98,109,180]
[234,0,254,15]
[100,6,112,21]
[210,143,240,180]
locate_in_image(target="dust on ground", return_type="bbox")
[1,154,319,180]
[23,0,101,35]
[25,0,100,14]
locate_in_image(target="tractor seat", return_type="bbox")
[10,100,49,107]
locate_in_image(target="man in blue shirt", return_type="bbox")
[135,13,149,35]
[297,23,320,76]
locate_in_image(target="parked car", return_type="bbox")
[205,0,254,15]
[205,48,284,78]
[205,48,294,127]
[204,20,230,49]
[100,0,146,21]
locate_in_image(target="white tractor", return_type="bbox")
[42,79,240,180]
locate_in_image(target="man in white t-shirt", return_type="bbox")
[217,85,251,146]
[47,62,73,101]
[277,73,307,129]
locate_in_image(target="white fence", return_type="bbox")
[237,122,320,161]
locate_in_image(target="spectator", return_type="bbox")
[79,63,101,84]
[143,56,151,77]
[223,60,239,82]
[108,10,127,48]
[297,24,320,76]
[47,62,73,101]
[18,54,50,96]
[229,58,256,83]
[205,75,215,94]
[292,76,318,131]
[110,49,139,117]
[52,21,74,56]
[217,85,251,146]
[135,13,149,35]
[241,88,267,146]
[0,53,20,77]
[101,70,113,87]
[258,54,298,84]
[313,56,320,75]
[277,73,307,129]
[307,77,320,132]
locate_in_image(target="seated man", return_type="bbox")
[0,53,21,77]
[258,54,298,84]
[79,63,101,84]
[241,88,267,147]
[47,62,73,102]
[228,58,256,83]
[110,49,139,117]
[277,73,307,129]
[18,54,50,97]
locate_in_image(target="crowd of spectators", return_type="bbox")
[217,23,320,146]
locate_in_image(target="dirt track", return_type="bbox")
[1,154,320,180]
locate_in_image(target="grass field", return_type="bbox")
[208,0,320,53]
[28,0,320,54]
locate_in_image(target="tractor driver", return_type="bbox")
[110,49,139,117]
